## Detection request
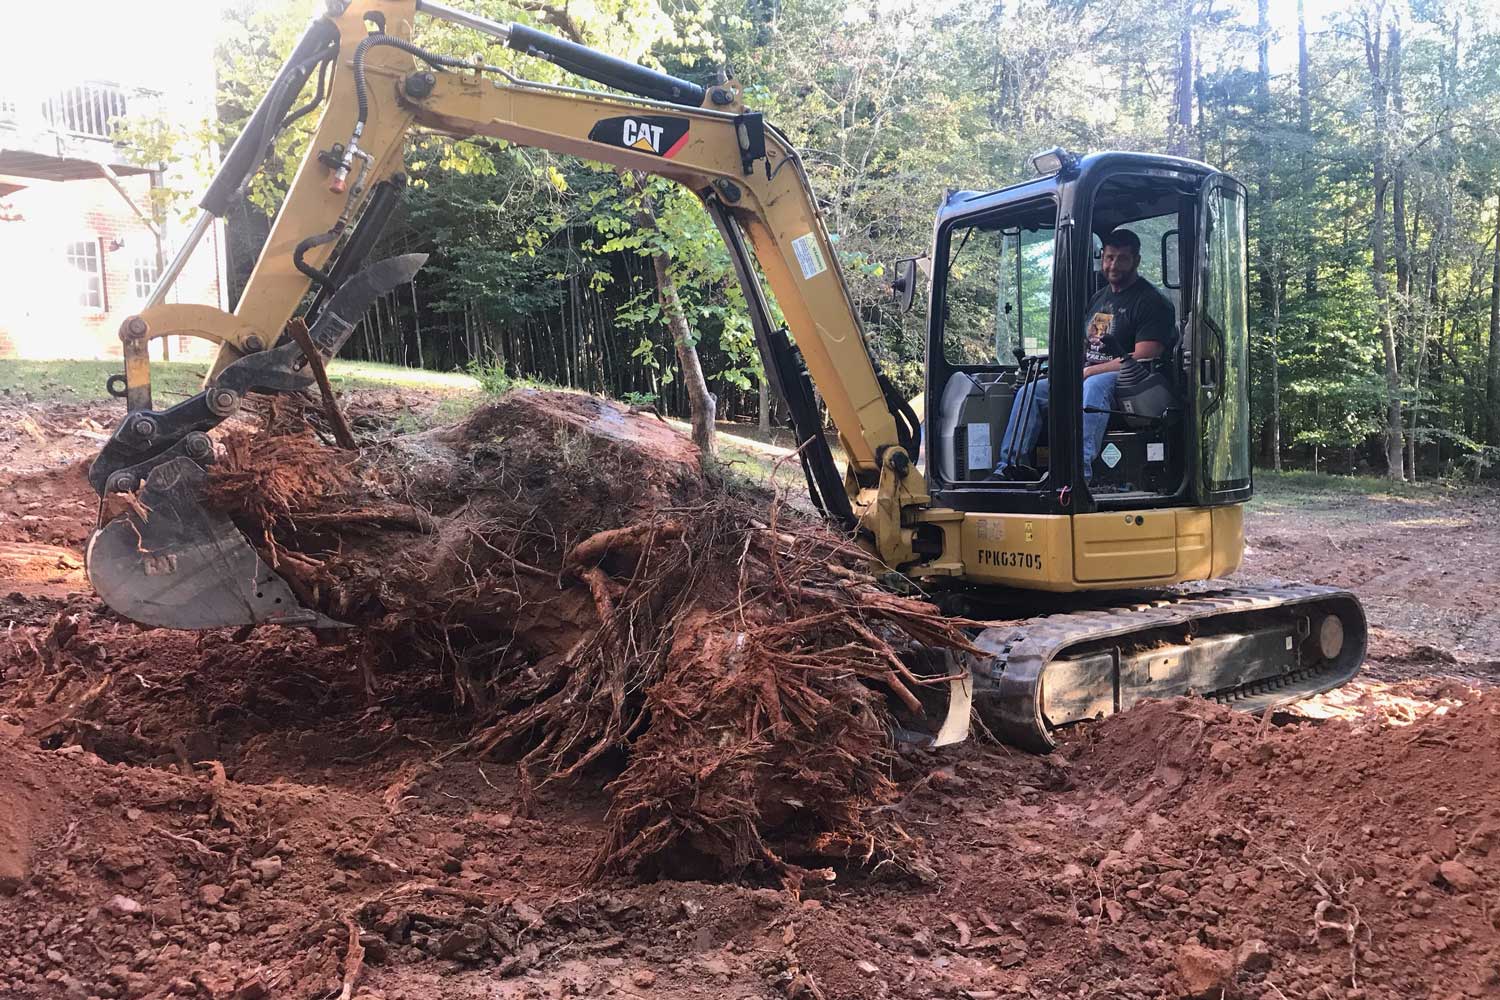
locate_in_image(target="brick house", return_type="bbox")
[0,75,227,362]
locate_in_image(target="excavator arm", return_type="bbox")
[86,0,928,630]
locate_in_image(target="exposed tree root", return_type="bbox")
[202,388,974,884]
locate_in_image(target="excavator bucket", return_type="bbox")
[86,458,342,630]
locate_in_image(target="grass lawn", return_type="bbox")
[0,359,479,408]
[1250,467,1474,508]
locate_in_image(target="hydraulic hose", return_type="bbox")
[352,33,471,128]
[332,32,477,192]
[293,224,345,292]
[280,52,334,130]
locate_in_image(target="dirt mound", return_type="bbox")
[0,730,754,1000]
[763,694,1499,999]
[1040,696,1500,998]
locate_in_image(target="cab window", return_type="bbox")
[941,202,1056,365]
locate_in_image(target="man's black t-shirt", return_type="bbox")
[1083,277,1176,366]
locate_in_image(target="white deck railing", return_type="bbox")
[0,80,143,142]
[42,82,130,140]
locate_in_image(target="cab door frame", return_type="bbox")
[1190,173,1254,506]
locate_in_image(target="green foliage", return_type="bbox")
[465,358,514,396]
[120,0,1500,476]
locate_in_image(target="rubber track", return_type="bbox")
[970,583,1367,751]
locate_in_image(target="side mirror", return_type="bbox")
[890,257,925,313]
[1162,229,1181,289]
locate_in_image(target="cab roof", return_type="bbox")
[938,151,1221,232]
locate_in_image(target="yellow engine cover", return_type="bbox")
[941,505,1244,592]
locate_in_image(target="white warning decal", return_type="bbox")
[966,423,991,473]
[791,233,827,280]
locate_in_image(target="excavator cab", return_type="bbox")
[924,151,1250,515]
[901,151,1365,748]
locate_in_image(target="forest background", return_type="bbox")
[133,0,1500,480]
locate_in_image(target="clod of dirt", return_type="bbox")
[0,776,32,895]
[1411,644,1459,664]
[1171,942,1236,998]
[1436,859,1481,893]
[248,856,282,883]
[102,894,142,918]
[1235,938,1272,974]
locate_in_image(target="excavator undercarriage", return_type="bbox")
[966,585,1366,750]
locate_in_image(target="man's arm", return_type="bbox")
[1083,338,1165,378]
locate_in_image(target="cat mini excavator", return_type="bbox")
[84,0,1365,751]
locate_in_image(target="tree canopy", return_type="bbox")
[143,0,1500,479]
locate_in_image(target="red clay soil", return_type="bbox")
[0,392,1497,999]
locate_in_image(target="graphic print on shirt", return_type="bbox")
[1086,308,1118,364]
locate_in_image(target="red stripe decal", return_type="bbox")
[663,132,689,159]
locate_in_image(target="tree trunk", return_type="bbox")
[1488,195,1500,445]
[1365,9,1404,480]
[1270,298,1283,472]
[1169,19,1193,158]
[631,184,715,459]
[1255,0,1279,471]
[759,378,771,433]
[1298,0,1315,299]
[1389,23,1411,479]
[1256,0,1271,109]
[409,281,424,370]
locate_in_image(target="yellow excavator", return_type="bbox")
[84,0,1365,751]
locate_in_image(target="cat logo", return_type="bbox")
[588,115,690,159]
[623,119,664,152]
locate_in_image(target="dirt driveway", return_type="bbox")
[1,392,1496,1000]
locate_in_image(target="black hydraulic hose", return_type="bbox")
[877,371,921,465]
[798,450,829,518]
[305,177,407,327]
[293,224,345,292]
[353,34,471,128]
[280,52,333,129]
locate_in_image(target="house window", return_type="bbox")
[66,240,105,310]
[132,256,160,300]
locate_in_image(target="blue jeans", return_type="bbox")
[995,371,1119,482]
